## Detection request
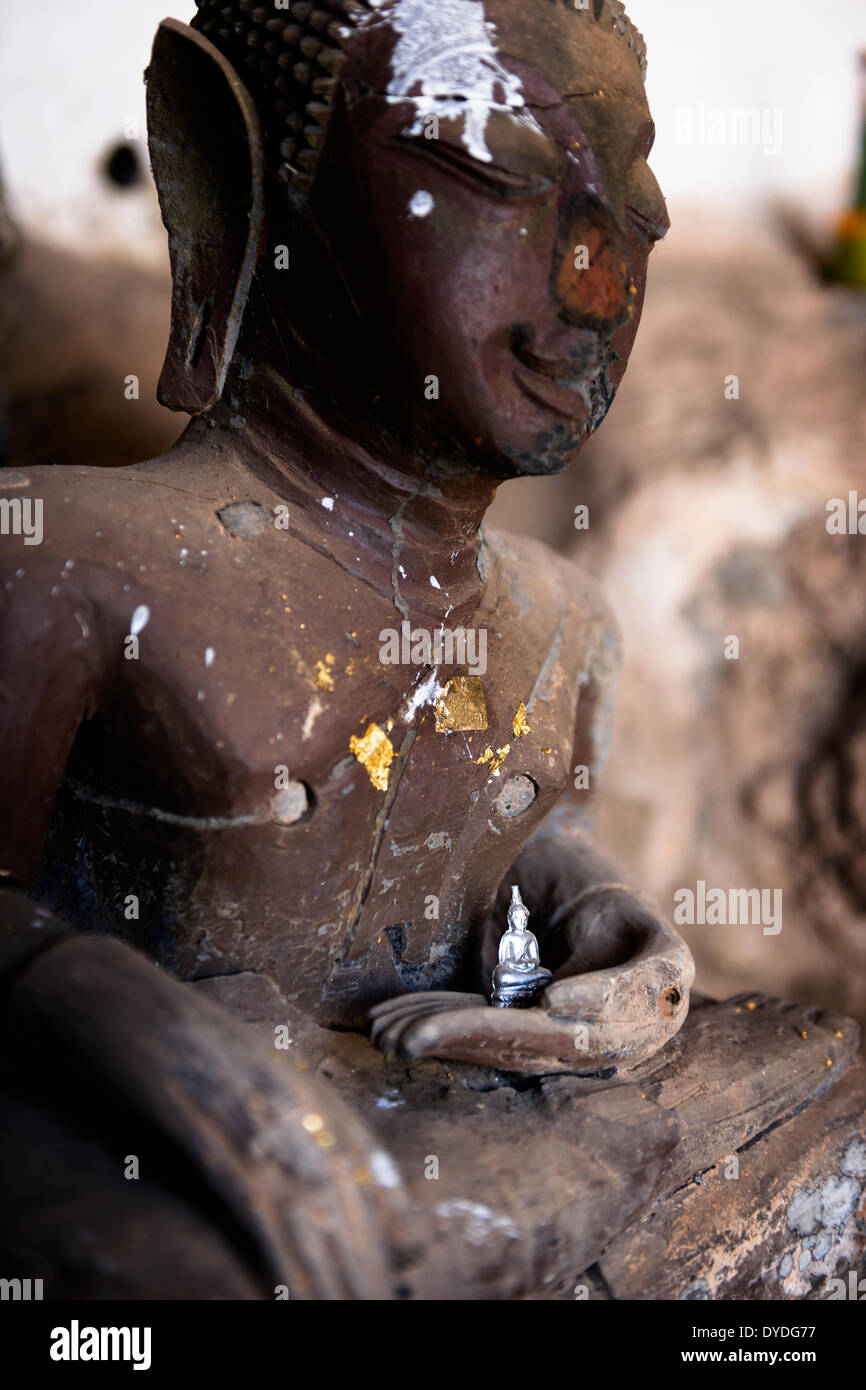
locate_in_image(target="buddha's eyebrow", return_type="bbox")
[559,97,656,149]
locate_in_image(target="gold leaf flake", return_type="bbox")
[350,723,395,791]
[512,702,531,738]
[314,659,335,691]
[474,743,510,776]
[436,676,488,733]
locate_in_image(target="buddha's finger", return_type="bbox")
[541,936,694,1066]
[369,995,477,1054]
[368,991,483,1027]
[396,1006,575,1071]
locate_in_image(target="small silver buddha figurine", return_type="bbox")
[491,886,553,1009]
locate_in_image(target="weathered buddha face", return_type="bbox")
[303,0,668,478]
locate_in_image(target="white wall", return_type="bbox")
[0,0,862,263]
[636,0,864,218]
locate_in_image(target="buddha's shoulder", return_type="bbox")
[0,434,289,574]
[483,524,620,641]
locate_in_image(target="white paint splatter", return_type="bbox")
[382,0,537,164]
[130,604,150,636]
[321,497,335,511]
[435,1198,520,1245]
[302,695,324,741]
[369,1149,402,1188]
[430,575,441,589]
[409,189,434,218]
[205,647,215,667]
[404,668,444,723]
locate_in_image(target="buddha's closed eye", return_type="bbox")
[393,132,555,199]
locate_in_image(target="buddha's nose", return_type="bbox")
[555,198,633,333]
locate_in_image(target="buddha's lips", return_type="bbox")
[511,358,597,420]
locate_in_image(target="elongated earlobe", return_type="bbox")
[146,19,265,414]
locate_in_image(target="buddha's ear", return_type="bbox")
[146,19,265,414]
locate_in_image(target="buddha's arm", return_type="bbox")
[370,592,693,1074]
[0,570,411,1297]
[0,559,104,886]
[499,580,693,1024]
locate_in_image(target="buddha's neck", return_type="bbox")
[208,359,497,624]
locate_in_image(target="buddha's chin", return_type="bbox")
[483,417,597,480]
[439,424,587,482]
[492,363,618,477]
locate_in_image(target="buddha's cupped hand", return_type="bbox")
[369,885,694,1075]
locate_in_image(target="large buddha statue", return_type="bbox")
[0,0,860,1301]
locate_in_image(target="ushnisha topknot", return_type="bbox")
[191,0,647,201]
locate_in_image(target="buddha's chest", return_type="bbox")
[110,549,580,819]
[79,555,585,1019]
